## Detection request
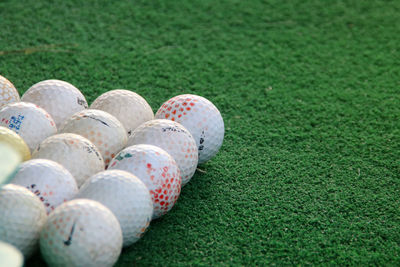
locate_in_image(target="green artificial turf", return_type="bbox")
[1,0,400,265]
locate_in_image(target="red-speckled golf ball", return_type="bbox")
[109,144,181,219]
[155,94,224,164]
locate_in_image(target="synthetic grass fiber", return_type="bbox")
[1,0,400,265]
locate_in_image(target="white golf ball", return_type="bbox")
[10,159,78,214]
[155,94,224,163]
[60,109,127,167]
[40,199,122,267]
[76,170,153,247]
[21,80,88,128]
[0,241,24,267]
[32,133,105,187]
[0,75,19,108]
[109,145,181,219]
[0,102,57,152]
[90,89,154,135]
[128,119,198,186]
[0,184,47,258]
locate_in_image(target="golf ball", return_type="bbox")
[40,199,122,267]
[60,109,127,167]
[32,133,105,187]
[0,126,30,161]
[0,143,22,185]
[155,94,224,163]
[0,241,24,267]
[0,102,57,152]
[0,184,47,258]
[76,170,153,247]
[0,75,19,108]
[128,119,198,186]
[109,145,181,219]
[10,159,78,214]
[90,89,154,135]
[21,80,88,128]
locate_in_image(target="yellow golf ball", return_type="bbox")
[0,126,30,161]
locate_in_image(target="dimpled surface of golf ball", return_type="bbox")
[90,89,154,135]
[0,75,20,108]
[60,109,127,167]
[32,133,105,187]
[21,80,88,128]
[155,94,224,164]
[40,199,122,267]
[0,102,57,152]
[109,145,181,219]
[128,119,198,186]
[0,126,30,161]
[10,159,78,214]
[76,170,153,247]
[0,184,47,258]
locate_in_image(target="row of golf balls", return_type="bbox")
[0,76,224,266]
